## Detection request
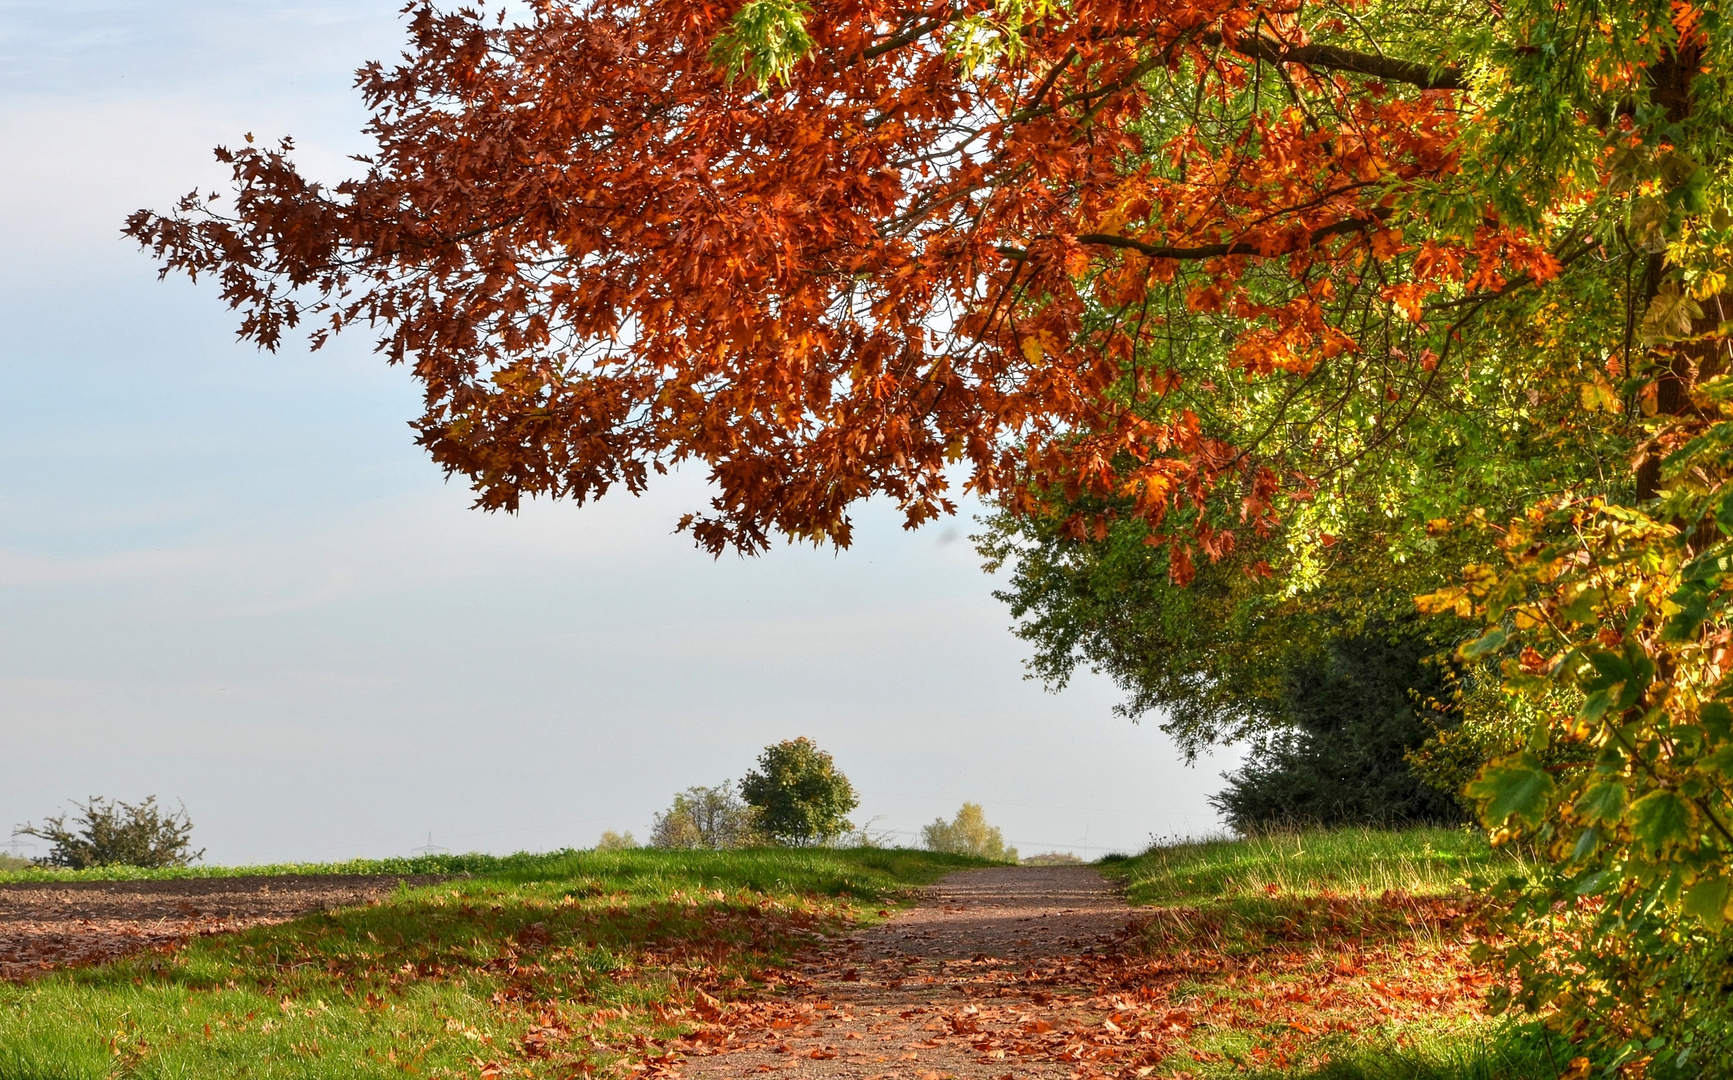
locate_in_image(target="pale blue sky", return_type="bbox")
[0,1,1238,863]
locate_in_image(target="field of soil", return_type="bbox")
[0,875,445,981]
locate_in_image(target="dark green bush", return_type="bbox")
[1211,629,1469,832]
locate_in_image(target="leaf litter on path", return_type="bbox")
[669,868,1492,1080]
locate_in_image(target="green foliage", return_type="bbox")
[708,0,813,86]
[921,803,1017,862]
[596,830,638,851]
[13,797,203,870]
[650,784,760,849]
[977,509,1294,757]
[1213,629,1470,832]
[0,848,978,1080]
[739,738,858,846]
[1424,497,1733,1067]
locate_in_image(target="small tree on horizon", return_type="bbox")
[650,784,759,849]
[739,738,857,847]
[923,803,1017,863]
[595,830,638,850]
[15,796,204,870]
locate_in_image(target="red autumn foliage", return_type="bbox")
[126,1,1545,565]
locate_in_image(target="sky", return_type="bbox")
[0,1,1241,865]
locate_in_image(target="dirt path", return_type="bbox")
[676,867,1159,1080]
[0,875,444,981]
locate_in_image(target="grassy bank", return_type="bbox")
[0,851,581,884]
[1101,827,1561,1080]
[0,847,980,1080]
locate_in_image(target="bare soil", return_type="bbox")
[676,866,1148,1080]
[0,874,445,981]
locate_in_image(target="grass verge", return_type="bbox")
[0,852,575,884]
[1099,827,1560,1080]
[0,847,981,1080]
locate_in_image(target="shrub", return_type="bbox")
[649,784,759,849]
[740,738,858,846]
[15,796,204,869]
[923,803,1017,862]
[595,830,638,850]
[1210,629,1470,832]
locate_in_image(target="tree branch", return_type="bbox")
[1064,208,1392,261]
[1202,33,1464,91]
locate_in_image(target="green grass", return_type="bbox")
[1233,1025,1568,1080]
[1099,827,1557,1080]
[0,847,983,1080]
[0,851,570,883]
[1105,826,1518,906]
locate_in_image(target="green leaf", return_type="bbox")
[1579,687,1615,723]
[1683,877,1731,928]
[1458,625,1508,659]
[1571,826,1601,862]
[1467,755,1556,828]
[1662,588,1712,641]
[1583,649,1633,688]
[709,0,816,86]
[1560,587,1604,623]
[1702,744,1733,781]
[1576,782,1628,824]
[1628,790,1696,856]
[1703,701,1733,741]
[1640,281,1703,343]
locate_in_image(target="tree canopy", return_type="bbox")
[739,738,859,845]
[131,0,1603,561]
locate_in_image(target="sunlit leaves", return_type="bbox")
[1628,790,1697,857]
[1466,755,1556,829]
[709,0,815,86]
[1639,282,1704,344]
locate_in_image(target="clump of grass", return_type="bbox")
[0,848,982,1080]
[1106,826,1525,906]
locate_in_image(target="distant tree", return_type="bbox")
[923,803,1017,863]
[1020,852,1081,866]
[740,738,857,847]
[1209,629,1469,833]
[15,796,204,870]
[650,784,759,849]
[595,830,638,851]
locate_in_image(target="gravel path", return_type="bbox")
[677,866,1141,1080]
[0,875,444,981]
